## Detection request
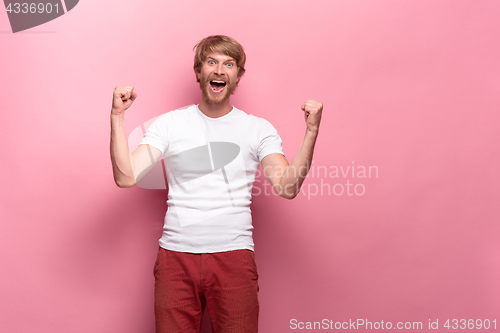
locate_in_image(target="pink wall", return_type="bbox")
[1,1,499,332]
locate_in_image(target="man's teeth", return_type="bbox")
[210,80,226,93]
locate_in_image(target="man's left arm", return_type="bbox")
[261,99,323,199]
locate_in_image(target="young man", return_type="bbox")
[110,35,323,333]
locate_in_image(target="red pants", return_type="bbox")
[154,247,259,333]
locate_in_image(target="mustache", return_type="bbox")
[204,76,230,84]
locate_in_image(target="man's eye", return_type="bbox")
[208,60,215,65]
[227,63,234,67]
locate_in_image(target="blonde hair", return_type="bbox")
[193,35,246,82]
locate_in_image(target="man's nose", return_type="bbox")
[215,63,224,75]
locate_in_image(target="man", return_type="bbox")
[110,35,323,333]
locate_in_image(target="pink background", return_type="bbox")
[1,0,499,332]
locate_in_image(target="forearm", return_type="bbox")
[279,128,318,198]
[110,114,135,188]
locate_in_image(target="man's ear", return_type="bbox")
[236,68,244,83]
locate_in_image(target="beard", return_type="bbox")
[199,75,238,105]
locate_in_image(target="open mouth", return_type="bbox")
[209,80,227,93]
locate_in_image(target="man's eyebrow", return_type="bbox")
[206,56,236,63]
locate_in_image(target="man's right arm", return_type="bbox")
[110,86,163,188]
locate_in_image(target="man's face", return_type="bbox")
[197,52,240,105]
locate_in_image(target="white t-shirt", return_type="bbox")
[139,105,284,253]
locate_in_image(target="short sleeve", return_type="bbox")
[257,119,285,162]
[139,112,171,155]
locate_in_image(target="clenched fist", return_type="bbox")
[301,99,323,133]
[111,85,137,116]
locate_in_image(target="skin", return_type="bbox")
[110,51,323,199]
[196,52,240,117]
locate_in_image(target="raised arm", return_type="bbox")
[110,86,163,188]
[261,99,323,199]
